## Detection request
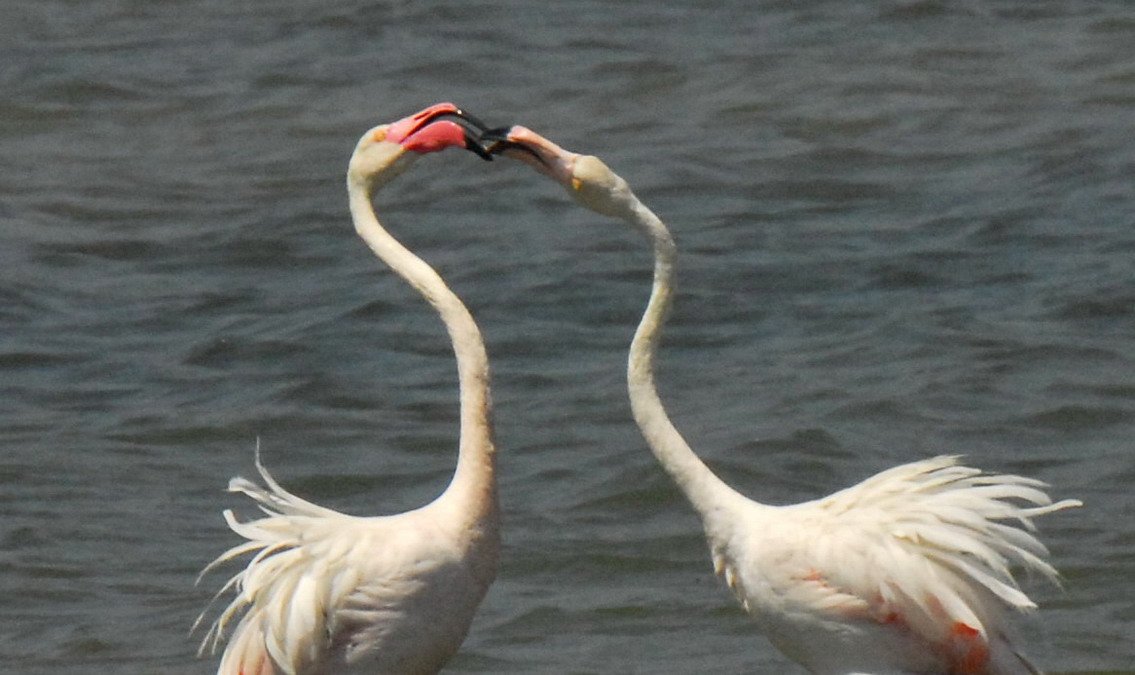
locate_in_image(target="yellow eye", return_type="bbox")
[571,177,582,191]
[372,128,388,142]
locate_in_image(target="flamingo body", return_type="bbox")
[488,125,1079,675]
[197,104,499,675]
[203,459,496,675]
[713,456,1064,675]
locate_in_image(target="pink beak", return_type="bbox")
[385,102,493,157]
[398,120,468,153]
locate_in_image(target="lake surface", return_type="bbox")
[1,1,1132,673]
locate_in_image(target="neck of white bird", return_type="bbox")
[346,171,498,530]
[623,200,739,521]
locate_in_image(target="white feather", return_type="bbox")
[196,108,500,675]
[492,125,1082,675]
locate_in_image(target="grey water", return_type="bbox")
[1,1,1132,673]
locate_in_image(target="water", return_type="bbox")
[1,1,1132,673]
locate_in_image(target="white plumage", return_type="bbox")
[196,104,499,675]
[489,125,1080,675]
[714,455,1074,674]
[198,454,494,675]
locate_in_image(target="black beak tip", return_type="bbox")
[480,126,514,144]
[453,107,490,133]
[480,126,522,158]
[465,134,495,162]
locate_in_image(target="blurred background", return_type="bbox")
[1,1,1131,673]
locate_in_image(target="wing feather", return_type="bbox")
[196,455,368,675]
[738,456,1078,673]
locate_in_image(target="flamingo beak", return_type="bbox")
[481,126,543,163]
[386,103,496,161]
[481,125,580,185]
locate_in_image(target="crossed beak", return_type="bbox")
[389,104,574,181]
[387,102,497,161]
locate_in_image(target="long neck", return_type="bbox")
[623,201,742,518]
[347,176,497,526]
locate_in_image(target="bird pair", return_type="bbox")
[197,103,1079,675]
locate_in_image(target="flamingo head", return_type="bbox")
[482,125,638,220]
[349,102,494,191]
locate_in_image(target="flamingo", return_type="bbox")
[195,103,500,675]
[484,125,1081,675]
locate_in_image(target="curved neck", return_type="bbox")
[347,175,497,524]
[622,201,740,517]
